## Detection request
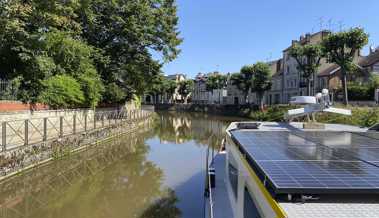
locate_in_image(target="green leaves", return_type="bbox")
[322,28,369,71]
[206,74,227,91]
[322,27,369,104]
[39,75,85,109]
[231,65,254,96]
[178,79,194,96]
[0,0,182,107]
[251,62,272,93]
[288,44,322,78]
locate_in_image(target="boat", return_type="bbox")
[204,90,379,218]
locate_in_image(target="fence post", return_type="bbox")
[102,114,104,127]
[60,116,63,138]
[94,113,96,129]
[2,122,6,151]
[73,114,76,134]
[84,114,87,131]
[43,118,47,141]
[24,120,29,146]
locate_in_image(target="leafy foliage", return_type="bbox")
[39,75,84,109]
[177,79,194,103]
[231,65,255,104]
[251,62,272,109]
[0,0,182,107]
[288,44,322,95]
[77,71,104,108]
[206,74,227,92]
[322,28,369,104]
[103,83,127,104]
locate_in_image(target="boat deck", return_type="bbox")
[220,121,379,218]
[210,153,234,218]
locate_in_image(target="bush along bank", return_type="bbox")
[246,105,379,128]
[156,104,379,128]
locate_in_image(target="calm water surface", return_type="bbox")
[0,112,240,218]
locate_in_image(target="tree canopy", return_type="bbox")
[231,65,255,104]
[288,44,322,95]
[322,28,369,104]
[0,0,182,108]
[206,74,227,92]
[251,62,272,110]
[177,79,194,103]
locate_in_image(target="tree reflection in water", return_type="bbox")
[0,129,180,218]
[0,112,238,218]
[140,189,181,218]
[154,111,238,149]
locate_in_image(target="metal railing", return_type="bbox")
[0,79,18,100]
[0,109,152,152]
[204,146,215,218]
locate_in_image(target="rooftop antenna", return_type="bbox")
[327,18,333,31]
[266,52,273,62]
[338,20,345,31]
[285,89,352,129]
[318,17,324,31]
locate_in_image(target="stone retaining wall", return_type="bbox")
[0,111,154,181]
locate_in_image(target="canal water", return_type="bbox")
[0,112,240,218]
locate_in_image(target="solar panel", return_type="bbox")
[230,130,379,194]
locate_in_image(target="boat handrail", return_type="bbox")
[204,146,215,218]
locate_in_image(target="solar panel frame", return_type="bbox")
[230,130,379,195]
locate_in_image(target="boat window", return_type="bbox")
[244,187,261,218]
[228,163,238,199]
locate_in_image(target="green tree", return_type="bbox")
[0,0,182,105]
[177,80,194,104]
[206,74,227,103]
[322,28,369,105]
[252,62,272,110]
[103,83,127,105]
[77,71,104,108]
[231,65,255,104]
[78,0,182,99]
[165,79,178,103]
[39,75,84,109]
[206,74,227,91]
[288,44,322,95]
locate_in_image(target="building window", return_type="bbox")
[244,187,261,218]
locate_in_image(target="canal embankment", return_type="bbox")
[155,103,379,127]
[0,108,154,181]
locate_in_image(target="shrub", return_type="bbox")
[39,75,84,109]
[103,83,126,104]
[77,70,104,108]
[344,82,374,101]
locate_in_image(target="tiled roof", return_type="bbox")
[359,50,379,67]
[318,64,340,77]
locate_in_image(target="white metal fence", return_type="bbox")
[0,109,151,152]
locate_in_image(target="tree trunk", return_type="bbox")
[259,93,265,111]
[244,93,249,105]
[341,69,349,105]
[307,79,311,96]
[313,72,316,96]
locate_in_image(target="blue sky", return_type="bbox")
[160,0,379,78]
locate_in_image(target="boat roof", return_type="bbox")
[226,122,379,218]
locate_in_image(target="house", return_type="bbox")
[281,31,333,103]
[192,73,210,104]
[143,73,186,104]
[267,59,284,105]
[317,46,379,100]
